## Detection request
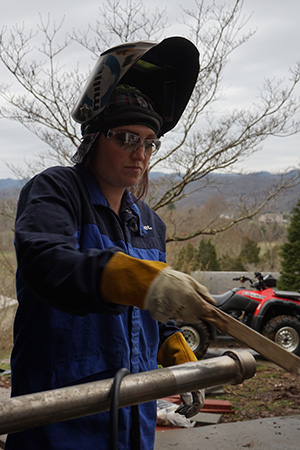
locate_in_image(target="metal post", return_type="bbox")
[0,350,256,435]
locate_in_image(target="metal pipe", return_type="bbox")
[0,350,256,435]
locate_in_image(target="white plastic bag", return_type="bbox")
[156,399,196,428]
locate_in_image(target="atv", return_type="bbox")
[177,272,300,358]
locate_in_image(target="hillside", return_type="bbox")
[0,179,24,190]
[151,170,300,214]
[1,171,299,213]
[0,179,25,199]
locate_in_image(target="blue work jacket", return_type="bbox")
[6,164,179,450]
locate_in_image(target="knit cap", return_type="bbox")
[72,85,162,163]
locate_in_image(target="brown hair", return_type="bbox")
[129,166,149,200]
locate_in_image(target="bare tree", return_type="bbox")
[71,0,168,52]
[0,196,17,299]
[0,0,300,239]
[0,15,84,176]
[162,172,300,242]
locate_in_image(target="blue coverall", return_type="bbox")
[6,163,180,450]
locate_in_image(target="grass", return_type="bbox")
[0,362,10,372]
[0,347,11,363]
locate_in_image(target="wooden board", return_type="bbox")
[200,301,300,375]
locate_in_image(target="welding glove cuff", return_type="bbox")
[101,252,215,323]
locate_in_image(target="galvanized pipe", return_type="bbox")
[0,350,256,435]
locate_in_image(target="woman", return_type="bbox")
[6,38,215,450]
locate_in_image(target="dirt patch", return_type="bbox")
[0,375,10,390]
[214,364,300,423]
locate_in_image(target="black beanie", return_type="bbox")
[82,85,163,136]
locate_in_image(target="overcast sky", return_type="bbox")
[1,0,300,178]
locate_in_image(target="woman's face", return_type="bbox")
[91,124,156,194]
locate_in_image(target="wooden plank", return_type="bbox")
[200,301,300,375]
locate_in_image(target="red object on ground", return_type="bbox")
[156,396,233,431]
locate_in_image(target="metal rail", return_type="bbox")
[0,350,256,435]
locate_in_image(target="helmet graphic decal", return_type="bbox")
[77,55,121,122]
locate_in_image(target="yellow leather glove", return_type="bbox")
[157,331,197,366]
[157,332,205,418]
[101,252,167,308]
[101,252,215,322]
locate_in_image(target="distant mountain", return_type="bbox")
[1,171,299,213]
[150,170,300,214]
[0,178,25,198]
[0,179,24,190]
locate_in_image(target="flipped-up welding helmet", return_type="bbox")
[71,37,200,138]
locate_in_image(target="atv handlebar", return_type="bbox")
[232,272,277,290]
[232,276,253,284]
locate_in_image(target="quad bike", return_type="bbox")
[177,272,300,358]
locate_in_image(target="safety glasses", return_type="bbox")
[106,130,161,156]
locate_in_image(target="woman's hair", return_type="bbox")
[129,166,149,200]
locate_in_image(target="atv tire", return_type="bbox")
[180,321,210,358]
[262,315,300,356]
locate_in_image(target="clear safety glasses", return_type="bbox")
[106,130,161,156]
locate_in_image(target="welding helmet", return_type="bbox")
[71,36,199,138]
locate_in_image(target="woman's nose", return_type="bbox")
[131,143,146,159]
